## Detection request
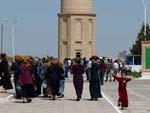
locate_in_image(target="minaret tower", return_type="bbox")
[58,0,96,61]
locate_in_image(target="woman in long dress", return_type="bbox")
[113,71,132,110]
[19,60,34,103]
[0,53,13,93]
[72,59,84,101]
[47,60,62,100]
[89,57,102,101]
[58,61,65,98]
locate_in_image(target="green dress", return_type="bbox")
[89,63,102,98]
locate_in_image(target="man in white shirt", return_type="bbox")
[113,60,119,81]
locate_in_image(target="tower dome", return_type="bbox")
[61,0,93,14]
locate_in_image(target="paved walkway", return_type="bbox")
[0,79,150,113]
[102,80,150,113]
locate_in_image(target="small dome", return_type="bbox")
[61,0,93,14]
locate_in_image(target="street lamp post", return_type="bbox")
[5,19,17,62]
[1,24,3,54]
[12,19,17,62]
[140,0,147,36]
[1,20,9,55]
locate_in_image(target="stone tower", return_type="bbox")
[58,0,96,61]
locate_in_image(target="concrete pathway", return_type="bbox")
[0,79,149,113]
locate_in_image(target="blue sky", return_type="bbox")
[0,0,149,58]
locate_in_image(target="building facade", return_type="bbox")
[141,41,150,79]
[58,0,96,61]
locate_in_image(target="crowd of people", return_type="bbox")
[0,53,133,110]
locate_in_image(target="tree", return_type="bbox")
[117,50,127,63]
[130,24,150,56]
[118,50,127,59]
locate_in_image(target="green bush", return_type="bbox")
[128,71,141,78]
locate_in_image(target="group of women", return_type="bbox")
[1,54,65,102]
[71,56,102,101]
[0,54,103,102]
[0,53,132,110]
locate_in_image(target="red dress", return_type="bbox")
[113,75,131,107]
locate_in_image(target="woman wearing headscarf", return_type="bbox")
[113,71,133,110]
[57,61,65,98]
[71,58,84,101]
[19,59,34,103]
[11,56,22,98]
[47,59,62,100]
[0,53,13,93]
[89,56,102,101]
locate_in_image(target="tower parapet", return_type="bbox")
[61,0,93,14]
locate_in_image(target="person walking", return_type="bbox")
[71,59,84,101]
[113,60,119,81]
[99,59,107,85]
[89,56,102,101]
[11,57,22,99]
[0,53,13,93]
[19,59,34,103]
[113,71,133,110]
[47,59,61,100]
[64,60,69,78]
[57,61,65,98]
[105,59,113,82]
[38,59,46,96]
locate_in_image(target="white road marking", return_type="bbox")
[102,92,123,113]
[6,94,13,99]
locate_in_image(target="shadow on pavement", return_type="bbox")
[65,98,77,101]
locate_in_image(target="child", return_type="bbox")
[113,71,133,110]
